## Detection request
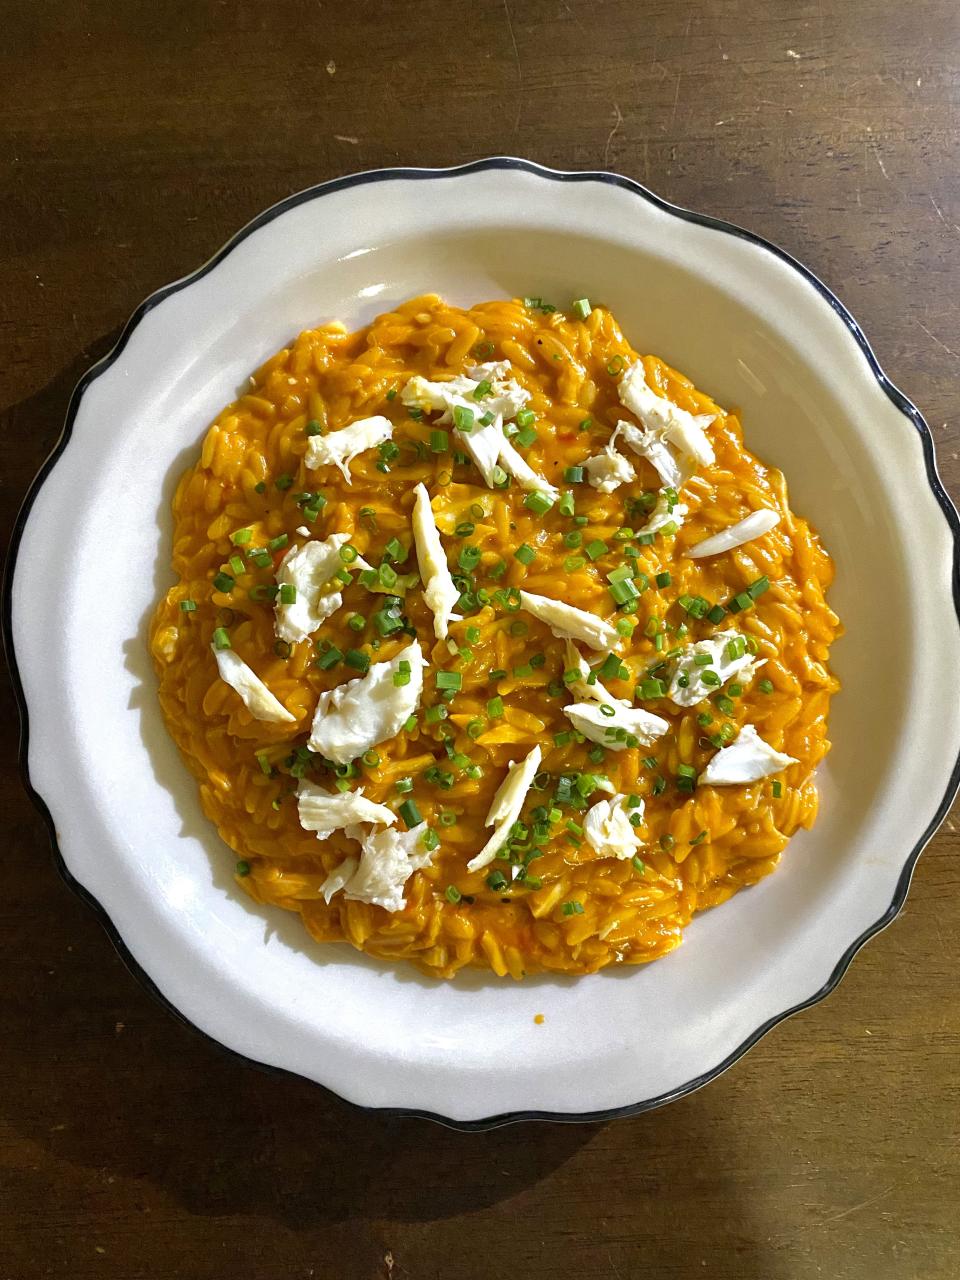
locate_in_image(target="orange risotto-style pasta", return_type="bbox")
[150,294,840,979]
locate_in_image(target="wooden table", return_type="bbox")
[2,1,958,1276]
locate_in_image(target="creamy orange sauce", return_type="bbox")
[150,295,840,979]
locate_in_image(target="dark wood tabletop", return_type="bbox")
[2,1,958,1276]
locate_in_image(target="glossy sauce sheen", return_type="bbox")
[149,296,841,979]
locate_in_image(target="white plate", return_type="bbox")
[7,159,960,1127]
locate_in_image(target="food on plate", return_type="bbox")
[149,294,840,979]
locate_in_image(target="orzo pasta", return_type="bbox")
[150,294,840,979]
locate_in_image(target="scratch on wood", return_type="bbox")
[916,318,960,361]
[669,71,682,131]
[604,102,623,167]
[870,139,889,180]
[334,135,359,144]
[929,193,950,228]
[558,0,587,34]
[502,0,524,132]
[777,1186,896,1242]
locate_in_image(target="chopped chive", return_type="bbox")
[652,775,667,796]
[585,539,608,561]
[758,678,774,694]
[655,571,672,588]
[230,528,252,545]
[420,827,440,851]
[486,870,508,892]
[561,900,585,916]
[772,780,783,798]
[227,554,245,577]
[235,859,251,876]
[398,798,423,828]
[514,543,536,565]
[472,378,493,401]
[572,297,592,320]
[558,490,575,517]
[344,649,370,672]
[701,670,722,688]
[748,575,770,599]
[445,884,462,904]
[254,481,266,494]
[707,604,726,624]
[659,833,675,851]
[714,694,736,715]
[435,671,462,692]
[211,627,231,650]
[606,354,625,375]
[639,678,666,700]
[348,612,365,632]
[275,473,294,491]
[267,534,289,553]
[690,830,707,846]
[179,598,197,613]
[212,572,235,593]
[455,404,478,435]
[458,545,481,572]
[524,490,555,515]
[564,555,586,572]
[727,590,754,613]
[430,428,449,453]
[338,543,359,564]
[317,645,342,670]
[563,466,584,484]
[609,578,639,605]
[279,583,297,605]
[424,705,448,723]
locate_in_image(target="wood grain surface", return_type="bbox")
[2,2,958,1277]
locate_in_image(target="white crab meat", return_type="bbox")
[274,532,359,644]
[583,425,636,493]
[212,646,296,723]
[412,483,461,640]
[700,724,798,786]
[519,590,618,651]
[564,700,670,750]
[686,509,780,559]
[583,794,645,860]
[304,415,393,483]
[307,640,425,764]
[467,745,542,872]
[666,630,764,708]
[297,781,396,841]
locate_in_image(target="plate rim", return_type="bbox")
[5,155,960,1131]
